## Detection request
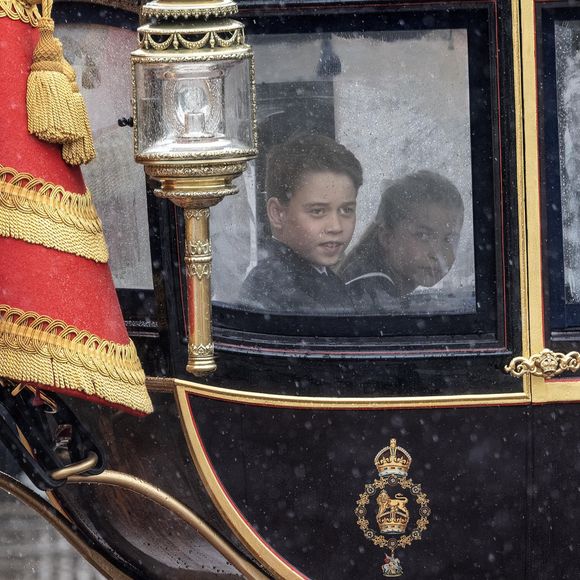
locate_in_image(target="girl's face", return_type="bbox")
[379,201,463,294]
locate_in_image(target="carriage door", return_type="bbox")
[159,0,540,577]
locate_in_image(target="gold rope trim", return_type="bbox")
[0,305,153,414]
[0,164,108,262]
[0,0,41,26]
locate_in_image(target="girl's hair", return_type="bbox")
[339,170,463,280]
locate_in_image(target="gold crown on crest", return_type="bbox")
[376,490,410,534]
[374,438,412,477]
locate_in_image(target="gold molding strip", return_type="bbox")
[158,377,531,409]
[66,469,268,580]
[520,0,544,360]
[511,0,532,390]
[0,471,132,579]
[175,384,306,580]
[0,0,41,26]
[0,164,108,263]
[0,305,152,414]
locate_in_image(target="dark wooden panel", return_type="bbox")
[191,397,531,579]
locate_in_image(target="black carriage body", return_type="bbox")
[2,0,579,578]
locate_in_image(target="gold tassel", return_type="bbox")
[26,17,78,143]
[61,94,96,165]
[26,0,96,165]
[61,62,96,165]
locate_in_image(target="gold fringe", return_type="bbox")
[0,0,41,26]
[0,164,108,262]
[0,305,153,415]
[62,91,96,165]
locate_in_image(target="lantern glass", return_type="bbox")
[134,57,254,158]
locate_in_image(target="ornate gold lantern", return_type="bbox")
[132,0,257,375]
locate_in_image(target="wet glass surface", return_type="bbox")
[537,7,580,336]
[55,21,154,291]
[554,20,580,306]
[212,28,476,317]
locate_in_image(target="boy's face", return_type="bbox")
[268,170,357,267]
[379,201,463,292]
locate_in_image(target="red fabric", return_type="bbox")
[0,238,127,342]
[0,17,130,345]
[0,19,84,192]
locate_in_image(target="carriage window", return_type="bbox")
[55,10,157,325]
[212,7,501,342]
[213,28,475,316]
[56,17,153,293]
[538,9,580,335]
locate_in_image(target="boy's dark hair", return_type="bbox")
[265,134,363,202]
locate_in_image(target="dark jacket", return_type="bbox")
[238,240,355,314]
[344,272,404,313]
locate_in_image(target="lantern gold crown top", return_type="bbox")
[141,0,238,20]
[374,439,412,477]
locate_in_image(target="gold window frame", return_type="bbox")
[519,0,580,403]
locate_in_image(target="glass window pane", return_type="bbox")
[56,23,154,291]
[554,20,580,306]
[212,28,476,317]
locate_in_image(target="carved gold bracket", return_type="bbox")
[505,349,580,379]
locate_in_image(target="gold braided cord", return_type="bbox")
[0,164,108,262]
[0,305,153,414]
[0,0,41,26]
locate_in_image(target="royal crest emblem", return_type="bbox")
[355,439,431,577]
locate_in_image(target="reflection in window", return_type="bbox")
[56,24,154,291]
[212,29,476,316]
[555,21,580,304]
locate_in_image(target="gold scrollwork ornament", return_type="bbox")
[185,261,211,279]
[355,439,431,577]
[505,348,580,379]
[185,208,211,221]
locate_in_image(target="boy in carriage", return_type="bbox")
[238,134,363,313]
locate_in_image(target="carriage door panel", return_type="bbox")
[168,1,534,578]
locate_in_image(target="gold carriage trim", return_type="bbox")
[0,305,153,414]
[0,165,109,263]
[505,348,580,379]
[0,0,41,26]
